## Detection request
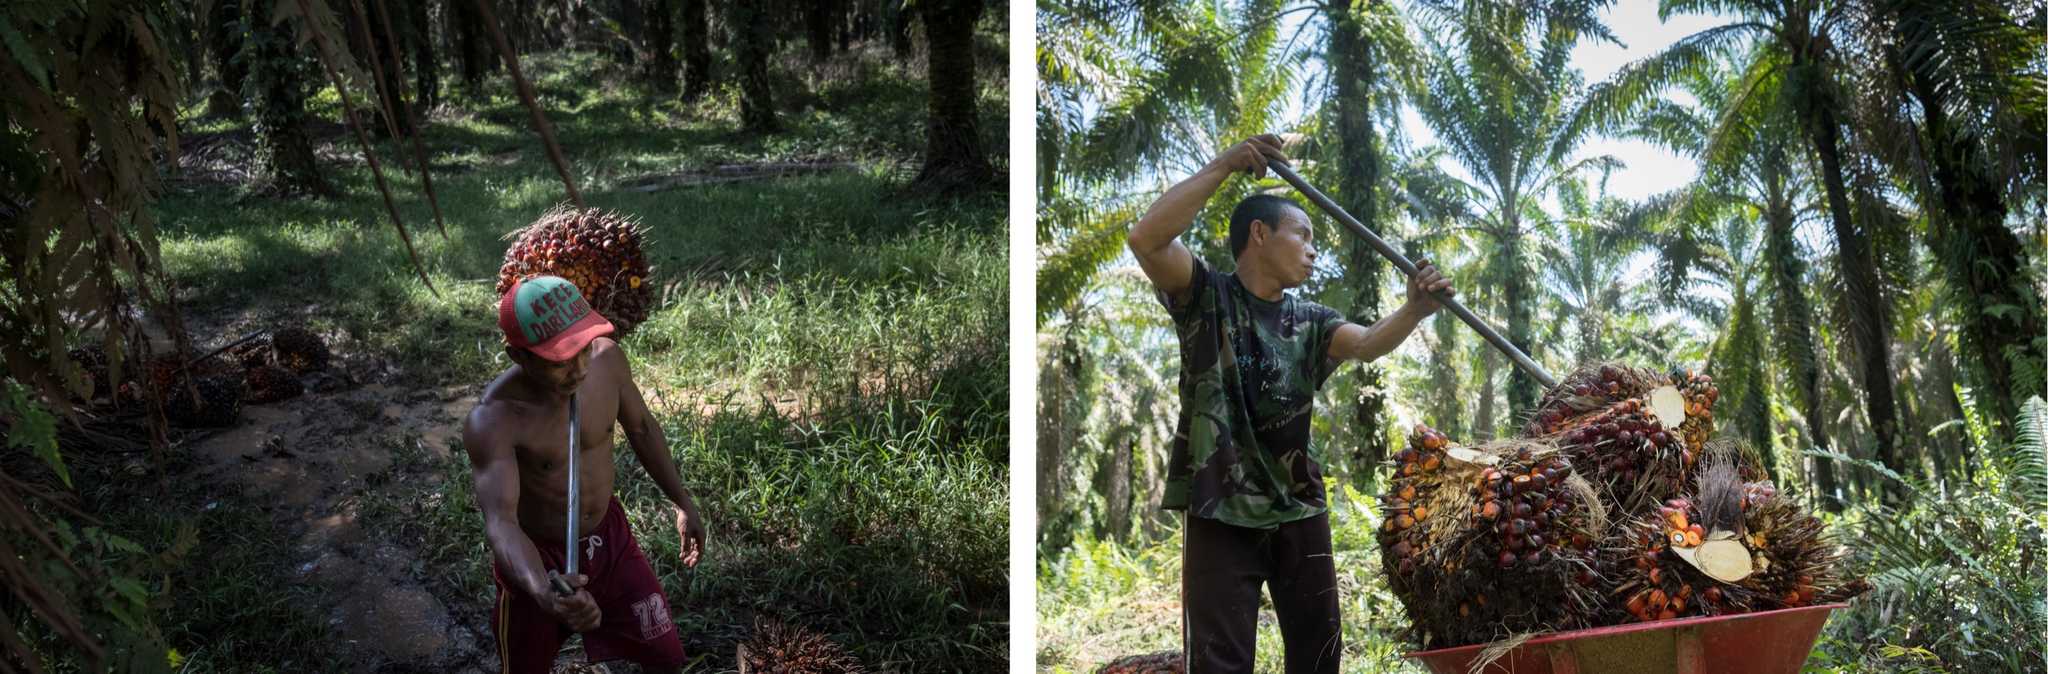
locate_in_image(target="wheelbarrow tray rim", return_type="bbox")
[1404,603,1848,660]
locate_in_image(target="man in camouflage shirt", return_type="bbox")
[1126,134,1454,673]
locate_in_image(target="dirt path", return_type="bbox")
[155,311,643,673]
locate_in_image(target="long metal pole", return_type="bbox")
[549,393,581,596]
[1268,160,1558,389]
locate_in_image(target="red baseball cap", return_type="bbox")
[498,275,615,362]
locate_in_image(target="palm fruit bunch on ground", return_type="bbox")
[1376,361,1863,649]
[1096,651,1184,674]
[1387,431,1609,648]
[497,205,654,337]
[736,618,866,674]
[123,351,243,427]
[243,365,303,404]
[166,373,243,427]
[269,325,330,373]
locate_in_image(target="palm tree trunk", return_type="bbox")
[452,0,498,91]
[1329,1,1388,475]
[247,0,332,196]
[1502,228,1539,424]
[1803,94,1905,503]
[1906,69,2040,425]
[734,0,778,133]
[680,0,710,101]
[405,0,438,112]
[912,0,994,193]
[646,0,677,94]
[806,0,838,61]
[206,0,248,117]
[1764,189,1838,510]
[1430,309,1463,438]
[1474,350,1499,440]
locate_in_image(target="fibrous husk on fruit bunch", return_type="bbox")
[736,618,866,674]
[1097,651,1184,674]
[1736,483,1870,610]
[270,325,330,373]
[243,365,304,404]
[1381,431,1607,649]
[497,205,654,336]
[1530,364,1720,516]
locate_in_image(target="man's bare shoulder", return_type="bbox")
[464,370,528,461]
[590,337,636,378]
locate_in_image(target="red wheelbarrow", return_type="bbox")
[1406,604,1847,674]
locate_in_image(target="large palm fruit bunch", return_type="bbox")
[166,374,243,427]
[1602,449,1865,624]
[497,205,654,336]
[1097,651,1184,674]
[1382,428,1608,648]
[243,365,303,404]
[1374,362,1862,649]
[736,618,866,674]
[270,325,330,373]
[1531,364,1720,515]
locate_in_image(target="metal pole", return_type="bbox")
[549,393,581,596]
[1268,160,1558,389]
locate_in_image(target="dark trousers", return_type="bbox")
[1182,512,1341,674]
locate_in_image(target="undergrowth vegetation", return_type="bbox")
[27,43,1008,672]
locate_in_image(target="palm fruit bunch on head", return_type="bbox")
[243,365,303,404]
[1097,651,1184,674]
[1379,428,1608,648]
[497,205,654,337]
[270,325,330,373]
[736,618,866,674]
[1531,363,1719,515]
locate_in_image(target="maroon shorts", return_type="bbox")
[491,496,685,673]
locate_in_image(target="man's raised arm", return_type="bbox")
[1327,258,1455,363]
[1127,134,1290,301]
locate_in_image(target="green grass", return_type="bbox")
[1036,482,1424,673]
[117,44,1008,672]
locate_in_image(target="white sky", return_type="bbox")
[1275,1,1734,203]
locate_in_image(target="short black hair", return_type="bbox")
[1228,194,1308,259]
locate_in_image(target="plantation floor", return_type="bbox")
[72,47,1008,673]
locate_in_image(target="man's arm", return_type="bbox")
[1327,259,1455,363]
[604,343,706,567]
[463,408,600,629]
[1128,135,1289,301]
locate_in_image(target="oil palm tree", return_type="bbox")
[1407,0,1617,423]
[1572,0,1909,502]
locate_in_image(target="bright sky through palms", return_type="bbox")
[1385,1,1728,203]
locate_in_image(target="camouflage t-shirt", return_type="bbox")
[1159,256,1350,530]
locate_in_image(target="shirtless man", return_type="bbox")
[463,275,707,673]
